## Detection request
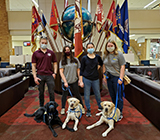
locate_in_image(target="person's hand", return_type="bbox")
[34,77,41,85]
[118,78,123,85]
[52,73,56,79]
[103,75,107,83]
[64,82,68,88]
[79,81,84,88]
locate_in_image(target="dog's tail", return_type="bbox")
[24,113,35,117]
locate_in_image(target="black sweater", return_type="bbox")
[80,54,103,80]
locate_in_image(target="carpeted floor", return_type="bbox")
[0,84,160,140]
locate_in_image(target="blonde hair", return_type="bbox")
[104,40,118,56]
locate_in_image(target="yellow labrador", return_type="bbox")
[62,97,83,131]
[86,101,120,137]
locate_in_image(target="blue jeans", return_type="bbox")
[83,77,102,110]
[107,73,123,112]
[37,75,55,107]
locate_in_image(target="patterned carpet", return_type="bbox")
[0,84,160,140]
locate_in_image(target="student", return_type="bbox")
[79,42,103,117]
[59,45,85,115]
[103,40,126,121]
[32,36,57,107]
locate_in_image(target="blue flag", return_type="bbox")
[42,13,47,27]
[119,0,129,53]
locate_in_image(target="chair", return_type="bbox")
[15,64,22,73]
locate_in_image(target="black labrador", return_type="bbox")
[24,101,74,137]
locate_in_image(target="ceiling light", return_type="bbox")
[144,0,157,9]
[129,34,135,37]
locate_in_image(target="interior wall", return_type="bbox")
[0,0,11,62]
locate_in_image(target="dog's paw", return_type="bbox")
[73,127,78,131]
[86,126,92,130]
[62,124,66,129]
[102,132,107,137]
[96,112,101,116]
[53,132,58,137]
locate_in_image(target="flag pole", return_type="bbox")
[95,20,107,51]
[98,32,107,51]
[89,15,96,42]
[41,10,57,52]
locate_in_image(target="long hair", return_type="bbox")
[104,40,118,56]
[61,45,77,65]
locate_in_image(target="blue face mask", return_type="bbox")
[87,48,95,54]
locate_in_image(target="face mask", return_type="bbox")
[40,44,47,49]
[107,46,115,52]
[87,48,95,54]
[65,51,71,56]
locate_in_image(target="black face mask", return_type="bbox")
[65,51,71,56]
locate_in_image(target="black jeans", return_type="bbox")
[37,75,55,107]
[61,81,84,108]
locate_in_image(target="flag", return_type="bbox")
[50,0,59,40]
[104,21,111,39]
[64,0,68,9]
[119,0,130,53]
[42,13,47,27]
[31,6,42,52]
[41,13,58,52]
[95,0,105,33]
[107,0,116,32]
[109,5,120,35]
[74,0,83,58]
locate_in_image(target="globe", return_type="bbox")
[60,5,93,42]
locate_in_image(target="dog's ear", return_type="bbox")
[100,101,104,107]
[111,102,115,110]
[76,98,80,105]
[67,98,71,103]
[54,102,59,108]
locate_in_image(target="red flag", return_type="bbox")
[95,0,105,33]
[32,6,41,34]
[107,0,116,32]
[31,6,41,52]
[74,0,83,58]
[64,0,68,9]
[50,0,59,40]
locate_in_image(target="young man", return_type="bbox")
[32,36,57,107]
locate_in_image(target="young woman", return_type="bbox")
[59,45,85,114]
[79,42,103,117]
[103,40,126,121]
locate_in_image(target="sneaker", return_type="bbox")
[98,107,103,111]
[82,108,85,114]
[86,109,92,117]
[118,113,123,121]
[61,108,65,115]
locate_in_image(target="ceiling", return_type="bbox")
[6,0,160,11]
[6,0,160,39]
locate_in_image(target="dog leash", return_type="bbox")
[62,84,73,97]
[107,83,125,121]
[68,105,82,119]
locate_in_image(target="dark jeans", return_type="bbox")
[37,75,55,107]
[107,73,123,112]
[61,81,84,108]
